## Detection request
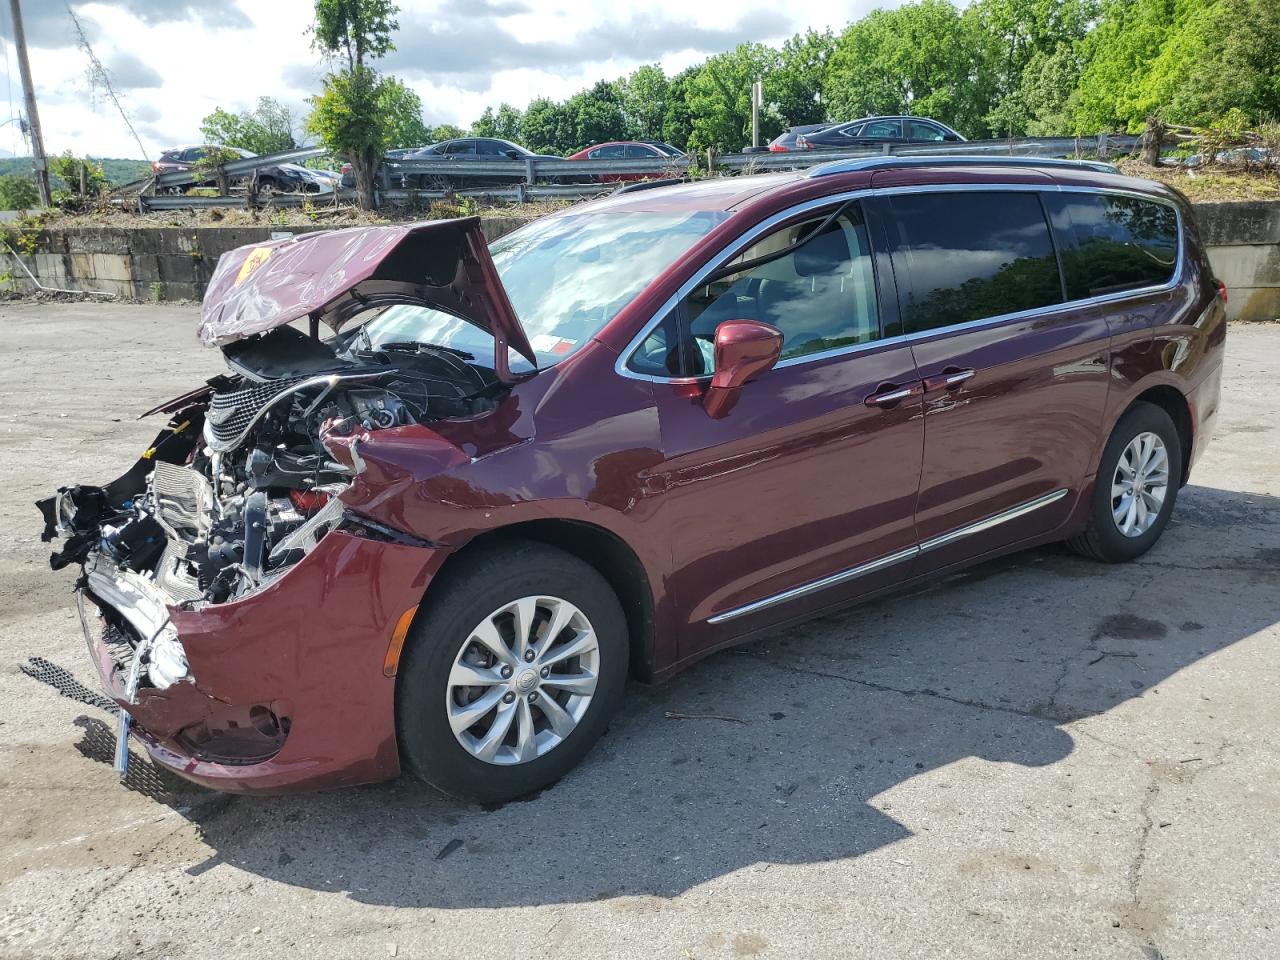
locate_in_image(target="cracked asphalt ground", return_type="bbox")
[1,302,1277,960]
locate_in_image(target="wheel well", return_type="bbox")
[430,520,655,679]
[1131,385,1193,485]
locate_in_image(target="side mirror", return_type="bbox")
[703,319,783,419]
[943,133,961,142]
[504,150,520,159]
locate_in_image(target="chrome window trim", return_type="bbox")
[615,183,1184,384]
[706,488,1068,625]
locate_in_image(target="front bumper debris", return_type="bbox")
[77,529,443,793]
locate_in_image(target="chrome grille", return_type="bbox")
[206,378,301,449]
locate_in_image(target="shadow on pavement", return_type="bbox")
[28,482,1280,907]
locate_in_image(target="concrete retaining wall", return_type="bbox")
[5,205,1278,320]
[1196,202,1280,322]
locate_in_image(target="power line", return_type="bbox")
[65,4,149,162]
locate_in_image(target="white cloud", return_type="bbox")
[3,0,899,160]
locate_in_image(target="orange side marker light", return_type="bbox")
[383,606,418,677]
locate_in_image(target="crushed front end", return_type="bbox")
[37,369,451,792]
[36,217,535,793]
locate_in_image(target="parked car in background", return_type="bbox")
[152,145,335,198]
[43,157,1224,803]
[788,117,966,151]
[765,123,837,153]
[394,137,566,189]
[568,140,686,181]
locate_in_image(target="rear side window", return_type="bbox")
[861,119,903,138]
[886,191,1064,333]
[1048,193,1179,298]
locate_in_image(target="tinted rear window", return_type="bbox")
[887,192,1064,333]
[1047,193,1179,298]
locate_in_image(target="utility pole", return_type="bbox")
[751,80,763,149]
[8,0,51,206]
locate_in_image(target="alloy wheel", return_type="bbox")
[446,596,600,765]
[1111,431,1169,537]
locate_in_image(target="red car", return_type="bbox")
[568,140,684,181]
[40,157,1225,802]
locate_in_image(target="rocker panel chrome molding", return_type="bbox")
[706,488,1069,625]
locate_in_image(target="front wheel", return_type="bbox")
[396,539,627,802]
[1067,401,1183,562]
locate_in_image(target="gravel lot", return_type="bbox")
[1,302,1277,960]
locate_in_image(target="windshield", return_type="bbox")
[351,209,729,373]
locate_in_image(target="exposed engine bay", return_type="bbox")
[39,323,501,615]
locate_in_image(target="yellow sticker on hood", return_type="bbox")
[235,246,273,286]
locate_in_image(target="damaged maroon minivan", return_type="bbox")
[40,157,1225,801]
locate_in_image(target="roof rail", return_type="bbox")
[805,155,1121,178]
[613,177,687,194]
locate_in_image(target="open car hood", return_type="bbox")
[198,217,537,381]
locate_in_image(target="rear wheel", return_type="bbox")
[1067,401,1182,562]
[396,539,627,802]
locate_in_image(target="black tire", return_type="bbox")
[396,539,628,803]
[1067,401,1183,563]
[255,177,276,200]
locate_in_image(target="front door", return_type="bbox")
[625,200,926,660]
[876,188,1112,572]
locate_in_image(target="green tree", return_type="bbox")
[966,0,1096,135]
[0,173,39,210]
[1072,0,1181,132]
[823,0,987,136]
[200,97,298,154]
[566,80,628,150]
[48,152,108,197]
[774,29,835,128]
[686,43,784,152]
[620,64,670,141]
[472,102,523,141]
[1138,0,1280,127]
[428,123,465,142]
[307,0,399,208]
[378,76,430,148]
[662,66,697,150]
[520,98,568,154]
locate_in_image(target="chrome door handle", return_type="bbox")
[864,382,923,408]
[923,368,975,393]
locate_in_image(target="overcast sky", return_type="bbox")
[0,0,900,160]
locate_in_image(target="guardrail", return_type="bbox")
[130,134,1143,211]
[151,146,329,190]
[383,134,1141,184]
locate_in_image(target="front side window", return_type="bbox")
[907,121,945,141]
[590,144,626,159]
[887,191,1064,333]
[632,204,882,375]
[1048,193,1179,298]
[354,210,729,373]
[624,144,660,158]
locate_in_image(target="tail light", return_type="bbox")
[151,161,161,172]
[340,162,352,175]
[768,144,788,153]
[1215,279,1228,303]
